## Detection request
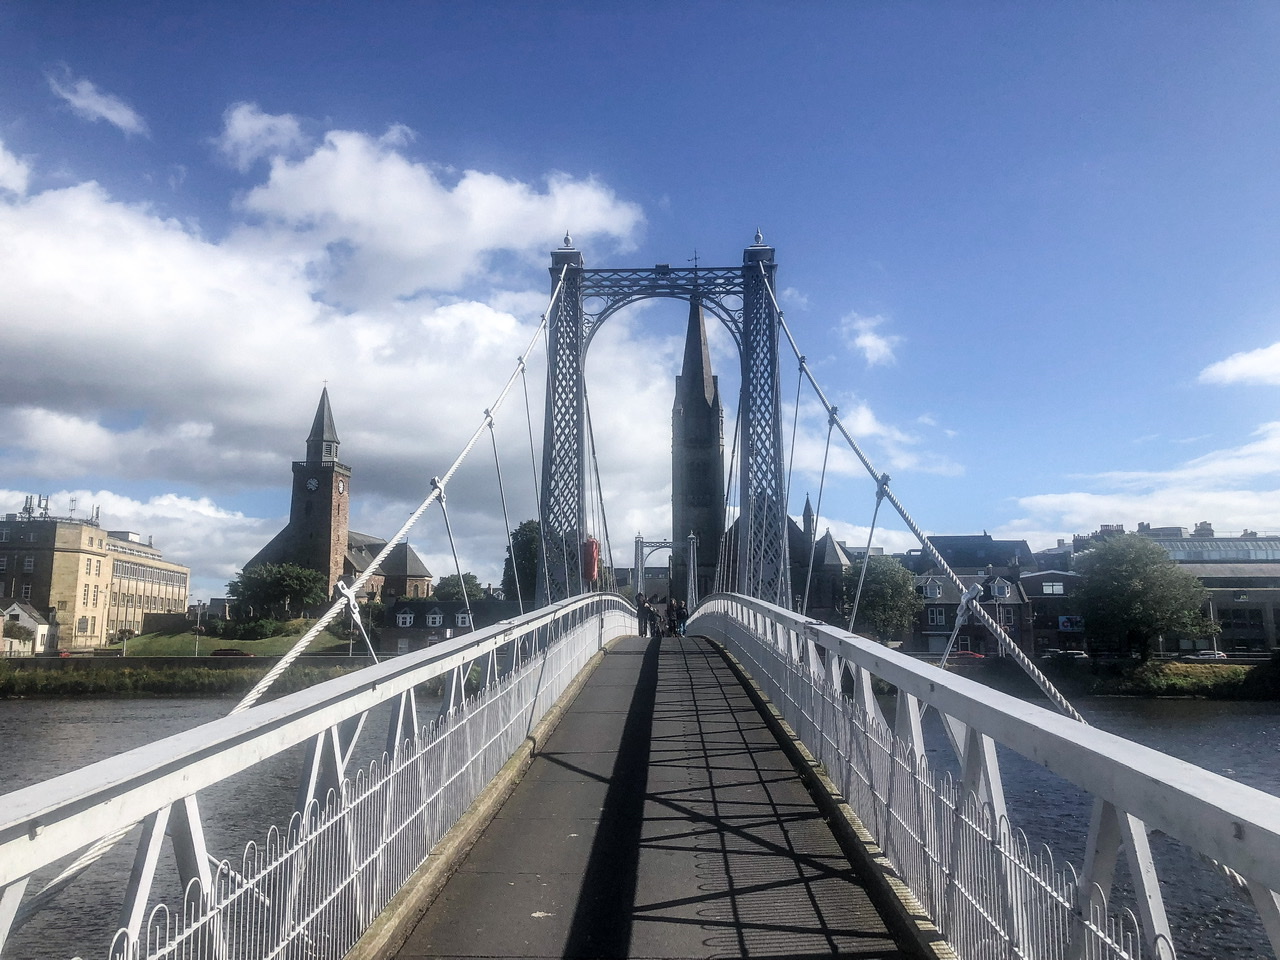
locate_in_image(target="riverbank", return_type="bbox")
[0,661,363,698]
[950,656,1280,701]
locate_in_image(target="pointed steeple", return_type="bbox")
[306,387,340,463]
[679,297,717,408]
[803,494,815,539]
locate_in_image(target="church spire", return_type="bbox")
[306,387,340,463]
[679,297,717,408]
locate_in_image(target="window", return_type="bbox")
[1000,607,1015,626]
[21,585,32,600]
[90,616,96,634]
[923,581,942,599]
[77,617,89,634]
[396,611,414,627]
[992,580,1011,599]
[927,608,945,626]
[57,600,67,611]
[86,558,92,576]
[426,613,443,627]
[83,584,90,604]
[93,586,99,607]
[456,613,472,627]
[1042,582,1064,595]
[23,556,33,573]
[95,560,101,577]
[0,583,5,598]
[0,558,6,573]
[0,528,7,542]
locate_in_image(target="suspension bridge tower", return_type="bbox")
[537,233,790,607]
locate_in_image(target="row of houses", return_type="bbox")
[909,525,1280,656]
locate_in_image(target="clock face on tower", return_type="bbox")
[338,479,346,494]
[306,477,319,491]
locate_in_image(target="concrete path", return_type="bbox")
[395,634,914,959]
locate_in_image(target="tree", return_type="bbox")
[3,621,34,644]
[434,572,484,601]
[842,556,922,643]
[501,519,541,604]
[227,563,329,619]
[1076,534,1217,660]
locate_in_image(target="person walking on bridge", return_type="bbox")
[635,593,648,636]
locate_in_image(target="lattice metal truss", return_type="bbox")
[538,237,790,606]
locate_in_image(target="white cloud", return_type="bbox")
[232,129,645,306]
[47,72,148,136]
[840,312,901,366]
[1005,423,1280,549]
[214,103,310,172]
[1199,342,1280,386]
[0,140,30,195]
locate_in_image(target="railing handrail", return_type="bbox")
[694,593,1280,894]
[0,593,632,888]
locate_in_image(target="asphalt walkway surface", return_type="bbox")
[395,634,914,959]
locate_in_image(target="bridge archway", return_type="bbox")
[537,234,790,607]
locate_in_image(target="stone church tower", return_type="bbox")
[672,297,725,601]
[247,388,352,595]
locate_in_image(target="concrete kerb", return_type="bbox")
[346,636,626,960]
[704,635,959,960]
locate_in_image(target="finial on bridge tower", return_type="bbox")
[754,228,764,245]
[561,231,574,248]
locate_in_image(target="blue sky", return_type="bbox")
[3,2,1280,601]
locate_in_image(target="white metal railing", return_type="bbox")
[0,593,632,960]
[691,594,1280,960]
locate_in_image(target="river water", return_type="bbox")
[1,695,1277,959]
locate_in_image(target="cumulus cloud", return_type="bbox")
[1005,423,1280,548]
[840,312,900,366]
[47,71,148,136]
[1199,342,1280,386]
[231,128,645,305]
[214,103,310,172]
[0,119,653,595]
[0,140,30,195]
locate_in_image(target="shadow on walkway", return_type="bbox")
[397,634,912,959]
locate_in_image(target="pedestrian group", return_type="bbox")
[634,593,688,639]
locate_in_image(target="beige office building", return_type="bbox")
[0,512,189,650]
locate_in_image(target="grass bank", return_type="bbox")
[0,663,364,698]
[122,618,354,658]
[977,656,1280,700]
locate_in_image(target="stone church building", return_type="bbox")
[245,389,432,603]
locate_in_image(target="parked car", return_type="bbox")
[949,650,985,659]
[1183,650,1227,660]
[210,648,256,658]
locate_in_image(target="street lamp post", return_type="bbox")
[193,601,206,657]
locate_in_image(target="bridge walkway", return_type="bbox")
[393,633,918,959]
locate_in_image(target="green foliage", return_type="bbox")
[501,519,540,604]
[434,571,484,601]
[1076,535,1217,660]
[227,563,329,619]
[122,620,349,657]
[842,556,922,642]
[0,663,365,698]
[2,621,34,643]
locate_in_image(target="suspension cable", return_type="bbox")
[848,473,889,631]
[784,354,805,513]
[801,409,836,616]
[583,379,615,592]
[757,263,1084,723]
[434,477,475,634]
[520,359,551,604]
[488,413,522,614]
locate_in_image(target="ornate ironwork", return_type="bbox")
[538,237,790,607]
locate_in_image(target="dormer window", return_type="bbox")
[923,580,942,599]
[992,580,1011,599]
[456,613,472,627]
[395,611,414,627]
[426,613,443,627]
